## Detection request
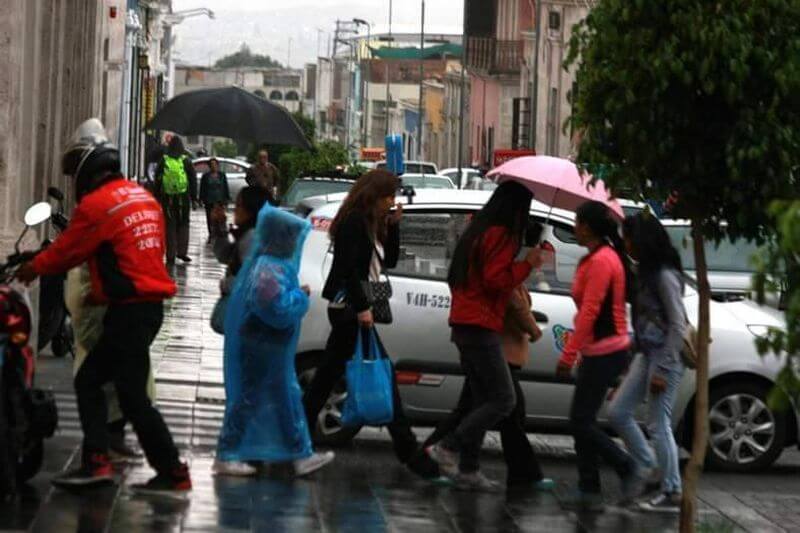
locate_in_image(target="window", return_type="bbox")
[220,161,247,175]
[285,90,300,101]
[549,11,561,31]
[665,227,760,273]
[390,212,472,281]
[254,89,267,99]
[269,90,283,100]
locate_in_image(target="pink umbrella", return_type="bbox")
[486,156,624,219]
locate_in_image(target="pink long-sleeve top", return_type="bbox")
[559,245,631,367]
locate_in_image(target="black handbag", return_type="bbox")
[361,276,393,324]
[355,243,393,324]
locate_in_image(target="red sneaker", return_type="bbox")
[52,453,114,488]
[130,463,192,498]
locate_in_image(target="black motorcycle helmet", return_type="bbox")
[61,118,121,200]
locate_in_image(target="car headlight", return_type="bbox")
[747,325,772,338]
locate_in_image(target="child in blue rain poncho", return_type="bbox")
[213,203,334,477]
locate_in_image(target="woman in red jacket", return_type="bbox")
[427,181,542,492]
[555,201,642,511]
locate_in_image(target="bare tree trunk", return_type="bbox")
[680,221,711,533]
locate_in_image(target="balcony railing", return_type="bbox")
[466,37,524,75]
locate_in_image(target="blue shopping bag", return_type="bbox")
[341,328,395,427]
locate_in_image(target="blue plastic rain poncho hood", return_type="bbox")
[217,204,313,463]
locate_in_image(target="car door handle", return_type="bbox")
[532,311,549,324]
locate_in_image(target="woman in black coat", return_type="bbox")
[302,169,439,480]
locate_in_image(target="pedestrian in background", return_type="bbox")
[199,157,231,237]
[246,149,281,199]
[608,212,687,513]
[555,200,642,511]
[303,169,439,480]
[65,263,157,463]
[213,187,272,306]
[214,203,334,477]
[427,181,543,492]
[423,276,553,490]
[155,135,197,266]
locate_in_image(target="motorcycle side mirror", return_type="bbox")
[47,187,65,202]
[24,202,53,227]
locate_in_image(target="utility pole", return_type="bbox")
[416,0,425,160]
[530,0,543,154]
[354,19,371,149]
[385,0,393,138]
[456,0,467,188]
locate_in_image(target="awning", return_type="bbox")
[370,43,463,60]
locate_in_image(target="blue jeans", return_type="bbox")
[607,352,685,494]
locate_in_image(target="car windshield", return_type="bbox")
[377,162,437,174]
[282,180,354,207]
[665,226,760,273]
[399,176,454,189]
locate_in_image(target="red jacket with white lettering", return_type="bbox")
[33,177,176,304]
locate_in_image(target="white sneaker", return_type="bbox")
[212,460,257,477]
[426,444,459,477]
[294,451,335,477]
[454,470,503,493]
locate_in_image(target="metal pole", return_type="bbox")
[530,0,543,153]
[364,24,371,148]
[416,0,425,160]
[456,1,467,188]
[385,0,393,138]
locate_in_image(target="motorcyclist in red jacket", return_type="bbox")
[17,119,191,496]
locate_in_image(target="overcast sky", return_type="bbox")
[172,0,463,68]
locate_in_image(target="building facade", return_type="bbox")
[533,0,589,158]
[465,0,535,168]
[0,0,126,251]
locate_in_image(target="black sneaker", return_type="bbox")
[130,463,192,498]
[177,255,192,263]
[638,492,681,513]
[52,453,114,488]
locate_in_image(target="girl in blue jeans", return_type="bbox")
[608,212,687,512]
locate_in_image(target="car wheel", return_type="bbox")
[705,382,786,472]
[296,359,361,447]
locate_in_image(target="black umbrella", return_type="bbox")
[145,86,312,150]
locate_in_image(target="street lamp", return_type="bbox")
[352,18,371,150]
[162,8,216,100]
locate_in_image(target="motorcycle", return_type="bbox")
[37,187,73,358]
[0,202,59,498]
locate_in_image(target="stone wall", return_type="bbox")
[0,0,125,253]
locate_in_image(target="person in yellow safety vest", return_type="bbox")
[155,135,198,267]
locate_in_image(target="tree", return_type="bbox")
[754,201,800,410]
[215,44,282,69]
[566,2,800,530]
[212,139,238,159]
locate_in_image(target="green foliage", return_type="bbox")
[753,200,800,407]
[277,140,350,189]
[215,44,282,69]
[212,139,238,159]
[566,0,800,243]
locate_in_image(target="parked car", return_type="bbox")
[376,160,439,175]
[281,177,356,212]
[296,190,795,472]
[398,174,455,190]
[662,219,762,299]
[192,157,251,201]
[440,167,482,189]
